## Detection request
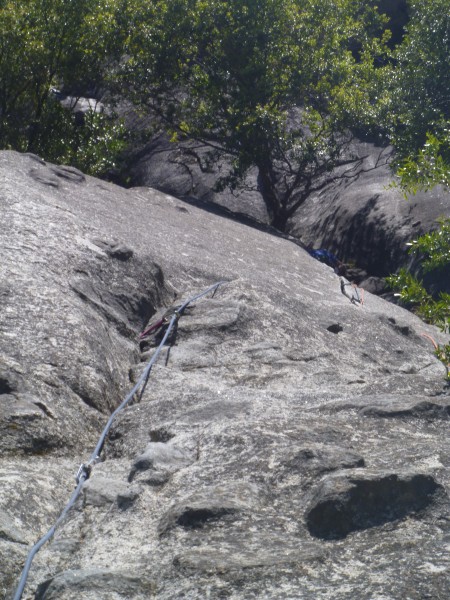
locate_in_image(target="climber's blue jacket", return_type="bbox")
[308,249,341,269]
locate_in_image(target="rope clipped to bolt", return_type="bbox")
[13,281,225,600]
[139,305,182,340]
[339,277,364,305]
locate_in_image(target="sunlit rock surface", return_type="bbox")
[1,151,449,599]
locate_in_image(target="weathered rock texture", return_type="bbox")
[1,150,449,599]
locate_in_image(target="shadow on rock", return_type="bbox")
[306,472,446,540]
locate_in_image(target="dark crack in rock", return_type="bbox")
[327,323,344,334]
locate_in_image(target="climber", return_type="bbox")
[308,248,346,275]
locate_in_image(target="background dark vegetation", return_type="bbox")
[0,0,448,194]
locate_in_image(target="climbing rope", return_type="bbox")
[12,280,225,600]
[421,332,450,379]
[339,277,364,305]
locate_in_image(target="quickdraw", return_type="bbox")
[139,306,182,339]
[340,277,364,305]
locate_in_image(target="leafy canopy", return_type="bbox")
[1,0,447,194]
[383,0,450,193]
[122,0,389,228]
[0,0,128,175]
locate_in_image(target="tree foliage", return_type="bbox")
[387,219,450,381]
[0,0,448,196]
[387,218,450,328]
[0,0,128,174]
[382,0,450,193]
[122,0,389,229]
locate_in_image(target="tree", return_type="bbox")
[122,0,389,230]
[383,0,450,193]
[0,0,129,174]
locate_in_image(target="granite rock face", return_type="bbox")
[1,150,449,599]
[128,133,269,224]
[130,134,450,284]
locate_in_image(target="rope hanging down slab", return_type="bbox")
[12,281,225,600]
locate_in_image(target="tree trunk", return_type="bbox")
[257,163,289,231]
[271,210,289,231]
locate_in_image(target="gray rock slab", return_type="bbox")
[1,150,449,600]
[82,475,141,509]
[35,568,155,600]
[173,534,325,572]
[0,508,28,544]
[128,441,193,484]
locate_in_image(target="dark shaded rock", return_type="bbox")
[306,472,446,540]
[361,399,450,419]
[159,482,263,535]
[359,276,388,295]
[149,427,175,443]
[128,441,192,484]
[0,368,21,394]
[423,262,450,296]
[128,133,269,224]
[290,141,450,284]
[327,323,344,334]
[344,267,368,283]
[34,568,155,600]
[82,475,141,509]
